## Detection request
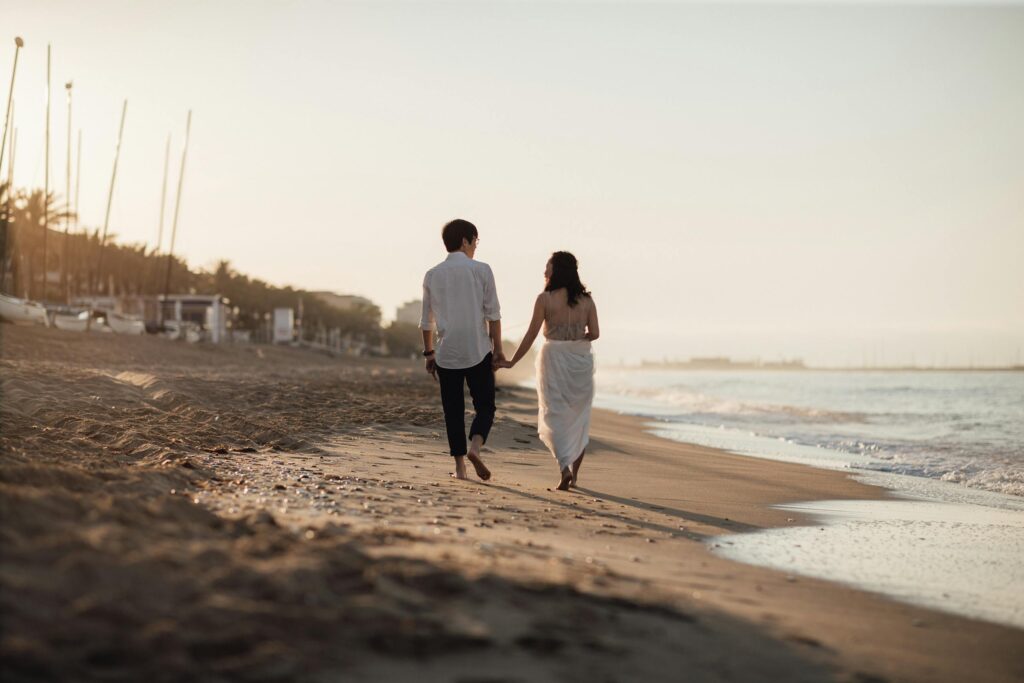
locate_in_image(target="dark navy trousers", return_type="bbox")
[436,352,495,457]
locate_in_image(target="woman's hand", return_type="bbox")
[494,358,514,370]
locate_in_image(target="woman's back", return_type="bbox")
[543,289,592,341]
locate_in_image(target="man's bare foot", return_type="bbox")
[466,435,491,481]
[556,467,573,491]
[451,457,469,480]
[466,452,491,481]
[571,452,585,487]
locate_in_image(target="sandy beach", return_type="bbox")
[1,324,1022,682]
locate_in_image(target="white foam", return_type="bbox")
[710,499,1024,629]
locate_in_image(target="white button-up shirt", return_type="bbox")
[420,252,501,370]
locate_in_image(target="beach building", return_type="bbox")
[158,294,230,343]
[395,299,422,325]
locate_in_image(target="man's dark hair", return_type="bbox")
[442,219,478,253]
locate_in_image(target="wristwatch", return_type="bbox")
[423,350,435,357]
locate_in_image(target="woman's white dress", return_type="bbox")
[535,296,595,470]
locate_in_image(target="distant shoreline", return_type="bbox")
[622,363,1024,373]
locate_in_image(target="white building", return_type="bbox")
[158,294,229,343]
[395,299,422,325]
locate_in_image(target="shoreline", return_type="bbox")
[585,402,1024,630]
[2,325,1022,681]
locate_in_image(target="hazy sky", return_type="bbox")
[4,1,1023,365]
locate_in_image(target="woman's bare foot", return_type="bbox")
[571,451,585,487]
[556,467,573,491]
[466,452,491,481]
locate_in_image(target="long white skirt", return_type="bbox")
[536,340,595,470]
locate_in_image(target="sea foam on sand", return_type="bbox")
[709,496,1024,629]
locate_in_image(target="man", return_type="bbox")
[420,219,504,480]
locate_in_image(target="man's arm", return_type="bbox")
[422,329,436,380]
[482,264,503,362]
[488,319,502,362]
[420,275,437,380]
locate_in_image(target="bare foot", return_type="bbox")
[467,452,491,481]
[451,457,469,480]
[556,467,572,491]
[571,452,585,487]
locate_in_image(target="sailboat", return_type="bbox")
[52,309,90,332]
[107,311,145,335]
[0,293,49,325]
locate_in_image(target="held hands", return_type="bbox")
[492,355,514,371]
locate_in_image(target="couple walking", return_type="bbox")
[420,219,600,491]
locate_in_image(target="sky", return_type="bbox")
[3,0,1023,366]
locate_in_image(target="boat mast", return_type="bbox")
[73,128,80,295]
[95,99,127,295]
[156,133,170,253]
[74,129,81,231]
[0,37,23,174]
[63,80,72,302]
[161,109,191,324]
[42,44,51,301]
[2,114,14,294]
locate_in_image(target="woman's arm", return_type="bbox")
[507,294,546,367]
[585,297,600,342]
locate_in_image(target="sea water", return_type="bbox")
[593,369,1024,628]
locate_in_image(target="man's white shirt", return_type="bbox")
[420,252,501,370]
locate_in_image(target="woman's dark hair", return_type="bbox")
[441,219,478,252]
[545,251,590,307]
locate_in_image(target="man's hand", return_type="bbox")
[492,353,508,372]
[425,357,437,380]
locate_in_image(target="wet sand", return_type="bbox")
[1,324,1021,682]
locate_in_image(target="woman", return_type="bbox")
[498,251,600,490]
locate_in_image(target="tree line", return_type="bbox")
[0,182,422,356]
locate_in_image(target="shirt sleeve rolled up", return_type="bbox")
[420,273,435,331]
[482,264,501,322]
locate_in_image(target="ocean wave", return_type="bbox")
[598,383,866,423]
[596,370,1024,500]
